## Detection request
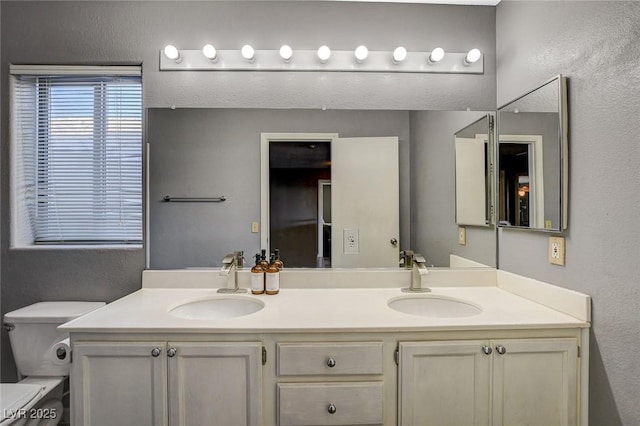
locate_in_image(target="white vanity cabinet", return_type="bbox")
[71,341,262,426]
[276,342,385,425]
[398,338,579,426]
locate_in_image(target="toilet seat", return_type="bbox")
[0,384,43,424]
[0,378,64,426]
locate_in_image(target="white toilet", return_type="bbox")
[1,302,105,426]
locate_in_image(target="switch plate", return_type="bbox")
[343,228,360,254]
[251,222,259,233]
[549,236,565,266]
[458,226,466,245]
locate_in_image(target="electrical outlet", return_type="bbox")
[343,228,360,254]
[549,236,565,266]
[251,222,259,233]
[458,226,466,245]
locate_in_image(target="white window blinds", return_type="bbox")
[11,66,142,244]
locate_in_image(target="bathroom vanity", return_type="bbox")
[60,268,590,426]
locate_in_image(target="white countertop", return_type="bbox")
[59,285,589,334]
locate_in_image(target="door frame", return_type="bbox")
[260,133,338,254]
[317,179,331,265]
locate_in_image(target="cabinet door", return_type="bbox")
[398,341,491,426]
[492,338,578,426]
[167,342,262,426]
[71,341,168,426]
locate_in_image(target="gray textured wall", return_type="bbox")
[1,1,496,380]
[410,110,497,267]
[496,1,640,424]
[148,108,411,269]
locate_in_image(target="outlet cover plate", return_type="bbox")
[343,228,360,254]
[549,236,565,266]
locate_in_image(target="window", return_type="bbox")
[11,66,142,245]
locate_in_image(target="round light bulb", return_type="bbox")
[317,45,331,63]
[163,45,180,61]
[429,47,445,63]
[241,44,255,61]
[354,45,368,63]
[202,44,217,61]
[279,45,293,62]
[465,48,482,64]
[392,46,407,64]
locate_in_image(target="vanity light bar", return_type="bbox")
[159,47,483,74]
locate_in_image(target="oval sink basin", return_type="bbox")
[169,297,264,320]
[388,295,482,318]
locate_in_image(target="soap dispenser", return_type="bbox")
[265,254,280,295]
[250,254,265,294]
[274,248,284,270]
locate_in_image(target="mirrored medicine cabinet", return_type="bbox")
[454,114,494,227]
[496,75,568,232]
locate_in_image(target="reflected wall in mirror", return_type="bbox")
[147,108,497,269]
[497,75,568,231]
[454,114,494,227]
[410,110,497,268]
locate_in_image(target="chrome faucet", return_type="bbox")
[400,250,430,292]
[218,251,246,293]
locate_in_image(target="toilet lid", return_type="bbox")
[0,383,43,421]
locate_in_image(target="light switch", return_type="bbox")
[549,236,565,266]
[251,222,259,233]
[458,226,466,245]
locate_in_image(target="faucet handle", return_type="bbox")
[221,253,235,264]
[413,253,426,263]
[234,251,244,269]
[400,250,414,269]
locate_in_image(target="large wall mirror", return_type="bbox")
[454,114,494,227]
[147,108,497,269]
[497,75,568,232]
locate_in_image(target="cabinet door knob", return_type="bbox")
[151,347,161,357]
[167,347,177,357]
[327,403,337,414]
[495,345,507,355]
[390,238,398,246]
[326,357,336,368]
[482,345,492,355]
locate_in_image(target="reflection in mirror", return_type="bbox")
[147,108,497,269]
[261,134,400,269]
[497,75,568,231]
[410,110,497,268]
[454,114,493,227]
[268,140,331,268]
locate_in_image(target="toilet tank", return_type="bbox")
[4,301,105,377]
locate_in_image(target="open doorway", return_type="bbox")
[261,132,399,268]
[498,135,544,228]
[268,141,331,267]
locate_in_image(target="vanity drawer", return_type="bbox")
[277,382,383,426]
[277,342,383,376]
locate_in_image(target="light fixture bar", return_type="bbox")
[159,49,483,74]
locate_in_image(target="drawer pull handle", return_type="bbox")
[327,403,337,414]
[326,357,336,368]
[496,345,507,355]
